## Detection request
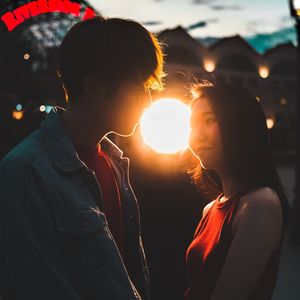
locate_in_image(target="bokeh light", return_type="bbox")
[140,98,191,154]
[16,104,22,111]
[266,118,275,129]
[259,66,269,79]
[204,59,216,73]
[12,110,23,120]
[39,105,46,112]
[280,98,288,105]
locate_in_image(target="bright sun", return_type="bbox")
[140,98,191,154]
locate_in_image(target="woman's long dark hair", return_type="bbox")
[189,82,289,224]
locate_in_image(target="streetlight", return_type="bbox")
[259,66,270,79]
[289,0,300,245]
[289,0,300,17]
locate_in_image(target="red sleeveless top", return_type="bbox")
[185,191,281,300]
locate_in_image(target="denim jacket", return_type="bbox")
[0,108,150,300]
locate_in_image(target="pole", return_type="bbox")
[290,18,300,245]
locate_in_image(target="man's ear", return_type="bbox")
[83,75,105,100]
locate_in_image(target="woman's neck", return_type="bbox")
[217,169,246,201]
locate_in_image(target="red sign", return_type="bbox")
[1,0,96,31]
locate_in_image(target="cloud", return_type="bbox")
[191,1,242,10]
[192,0,214,4]
[278,15,294,28]
[142,21,163,26]
[210,5,242,11]
[245,19,268,35]
[186,21,207,30]
[186,19,218,30]
[152,0,212,3]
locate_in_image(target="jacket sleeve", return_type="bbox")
[0,159,82,299]
[0,157,141,300]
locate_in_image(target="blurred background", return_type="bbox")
[0,0,299,299]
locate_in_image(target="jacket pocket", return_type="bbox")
[54,207,108,235]
[54,207,112,279]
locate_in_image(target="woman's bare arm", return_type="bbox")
[211,187,282,300]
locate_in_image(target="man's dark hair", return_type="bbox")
[57,16,164,102]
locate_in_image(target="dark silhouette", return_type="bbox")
[0,16,164,300]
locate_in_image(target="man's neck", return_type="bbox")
[61,104,107,148]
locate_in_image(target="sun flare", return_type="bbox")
[140,98,191,154]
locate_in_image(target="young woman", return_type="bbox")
[185,83,288,300]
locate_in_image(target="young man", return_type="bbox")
[0,17,164,299]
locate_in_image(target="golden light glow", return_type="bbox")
[191,87,200,99]
[140,98,191,154]
[280,98,288,105]
[259,66,269,79]
[12,110,23,120]
[204,59,216,73]
[294,0,300,11]
[266,118,275,129]
[24,53,30,60]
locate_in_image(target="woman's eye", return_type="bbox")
[205,118,214,125]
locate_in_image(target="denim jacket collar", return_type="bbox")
[41,107,124,172]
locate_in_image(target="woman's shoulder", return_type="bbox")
[233,187,282,244]
[239,187,282,213]
[202,200,216,218]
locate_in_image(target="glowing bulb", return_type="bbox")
[12,110,23,120]
[140,98,191,154]
[266,118,275,129]
[40,105,46,112]
[16,104,22,111]
[294,0,300,10]
[259,67,269,79]
[280,98,287,105]
[24,53,30,60]
[204,60,216,73]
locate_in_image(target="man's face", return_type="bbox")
[108,82,152,136]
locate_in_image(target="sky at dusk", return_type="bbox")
[90,0,296,52]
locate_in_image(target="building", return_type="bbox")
[117,27,297,172]
[158,26,297,149]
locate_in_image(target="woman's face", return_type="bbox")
[189,97,225,170]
